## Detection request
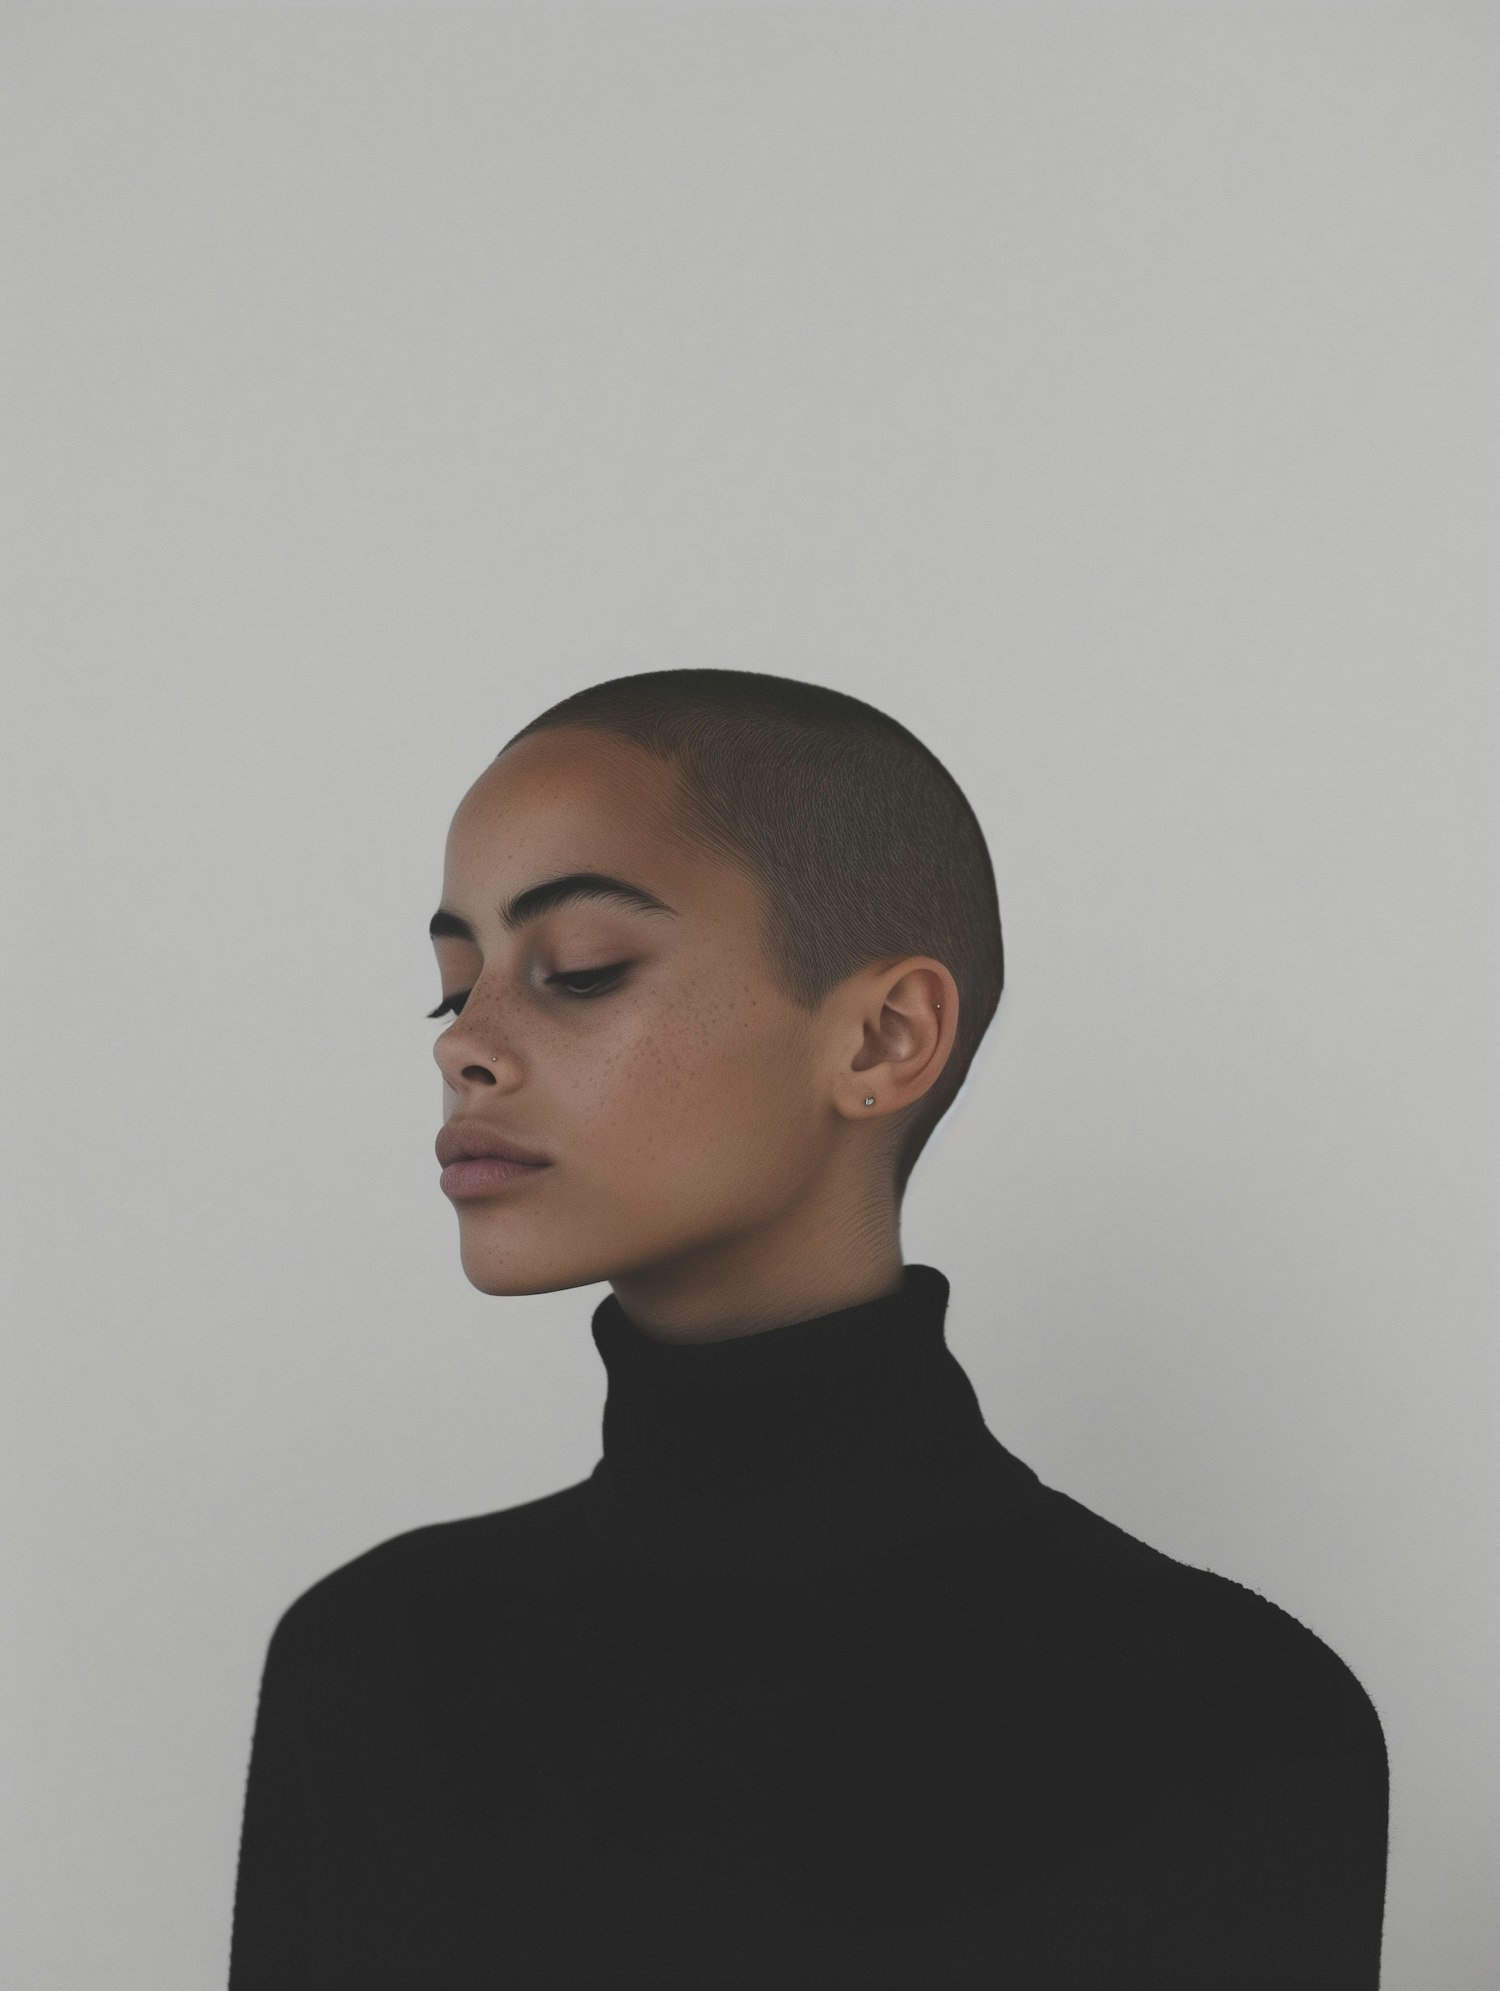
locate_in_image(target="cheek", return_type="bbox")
[658,1033,814,1173]
[589,1003,791,1155]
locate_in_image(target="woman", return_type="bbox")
[229,669,1388,1989]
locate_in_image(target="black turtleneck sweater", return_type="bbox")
[229,1266,1388,1990]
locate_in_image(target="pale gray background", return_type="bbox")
[3,3,1495,1986]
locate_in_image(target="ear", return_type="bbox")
[845,959,956,1117]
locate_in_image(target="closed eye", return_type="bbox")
[427,963,629,1018]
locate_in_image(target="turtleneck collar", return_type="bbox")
[581,1263,1032,1579]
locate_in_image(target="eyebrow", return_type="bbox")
[429,871,680,944]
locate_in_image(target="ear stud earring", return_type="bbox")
[865,998,941,1106]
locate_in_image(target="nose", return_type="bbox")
[434,1018,509,1087]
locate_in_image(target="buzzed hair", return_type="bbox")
[501,669,1004,1203]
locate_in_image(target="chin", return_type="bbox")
[456,1238,603,1301]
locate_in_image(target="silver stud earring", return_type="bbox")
[863,1000,940,1108]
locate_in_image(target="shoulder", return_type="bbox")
[1014,1474,1388,1772]
[261,1476,594,1680]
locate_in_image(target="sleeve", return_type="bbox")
[228,1606,316,1990]
[1237,1658,1390,1990]
[1169,1639,1392,1990]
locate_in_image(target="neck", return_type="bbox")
[582,1264,1025,1579]
[607,1207,904,1347]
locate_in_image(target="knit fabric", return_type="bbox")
[229,1265,1388,1989]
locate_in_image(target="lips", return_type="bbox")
[439,1151,551,1201]
[435,1120,552,1168]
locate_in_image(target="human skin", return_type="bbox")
[430,726,958,1345]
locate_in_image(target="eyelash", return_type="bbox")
[427,964,628,1019]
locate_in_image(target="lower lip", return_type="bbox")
[440,1158,552,1199]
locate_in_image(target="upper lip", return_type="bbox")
[436,1120,552,1168]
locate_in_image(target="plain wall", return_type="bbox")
[3,4,1496,1986]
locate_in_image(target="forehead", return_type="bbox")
[441,729,766,952]
[447,729,684,868]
